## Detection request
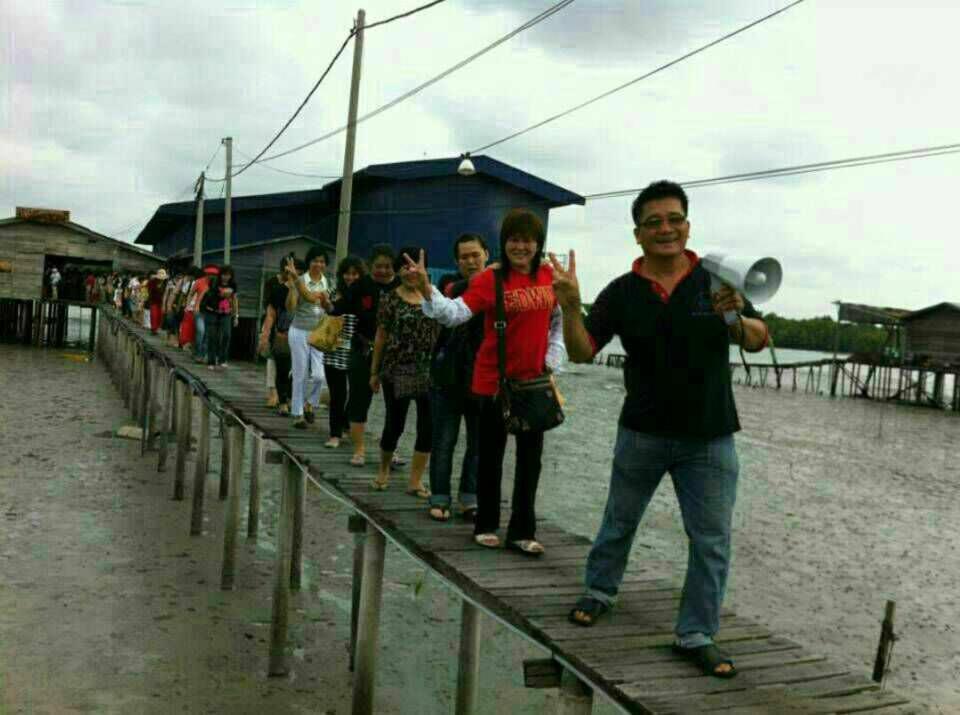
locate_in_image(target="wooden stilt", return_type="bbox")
[455,601,482,715]
[556,668,594,715]
[140,353,150,456]
[157,370,174,473]
[268,457,298,677]
[290,464,305,591]
[348,514,367,672]
[352,528,386,715]
[246,436,263,540]
[190,402,211,536]
[221,422,246,590]
[219,419,231,501]
[174,381,192,501]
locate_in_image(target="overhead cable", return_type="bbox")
[233,147,340,179]
[583,142,960,199]
[363,0,448,30]
[470,0,806,153]
[207,29,357,182]
[255,0,578,165]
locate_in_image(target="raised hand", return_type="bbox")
[284,256,298,280]
[401,249,432,299]
[548,250,581,311]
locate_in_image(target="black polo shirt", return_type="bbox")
[585,252,762,439]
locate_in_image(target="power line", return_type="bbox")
[207,29,357,183]
[363,0,448,31]
[583,142,960,199]
[254,0,577,165]
[233,147,340,179]
[109,181,196,237]
[203,144,222,173]
[470,0,806,154]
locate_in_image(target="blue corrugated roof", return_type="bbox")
[135,156,583,245]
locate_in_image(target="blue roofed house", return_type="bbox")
[135,155,584,355]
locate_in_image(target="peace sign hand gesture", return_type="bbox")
[401,249,433,300]
[548,250,582,311]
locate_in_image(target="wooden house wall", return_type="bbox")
[0,222,163,300]
[904,309,960,364]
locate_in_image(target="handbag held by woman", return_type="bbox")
[493,270,565,434]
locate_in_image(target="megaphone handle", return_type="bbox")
[709,274,739,326]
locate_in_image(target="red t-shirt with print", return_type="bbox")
[460,264,556,396]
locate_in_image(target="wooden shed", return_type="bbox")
[0,207,165,302]
[903,302,960,366]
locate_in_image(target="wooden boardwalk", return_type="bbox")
[95,309,918,715]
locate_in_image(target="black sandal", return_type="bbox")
[568,596,610,627]
[428,506,451,522]
[671,643,737,679]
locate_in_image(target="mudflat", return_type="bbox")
[1,344,956,713]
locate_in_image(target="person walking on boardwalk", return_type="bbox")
[369,246,439,498]
[217,265,239,367]
[199,267,227,370]
[323,255,364,449]
[425,233,490,522]
[406,209,566,555]
[339,244,401,467]
[285,247,331,429]
[259,257,299,414]
[550,180,770,679]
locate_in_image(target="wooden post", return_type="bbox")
[247,436,264,540]
[221,422,246,590]
[556,668,594,715]
[174,381,192,500]
[87,305,97,353]
[348,514,367,672]
[219,419,231,501]
[352,528,386,715]
[290,465,306,591]
[455,601,482,715]
[157,369,173,473]
[872,600,897,684]
[268,456,298,677]
[140,353,150,456]
[190,401,211,536]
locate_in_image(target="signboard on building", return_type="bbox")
[15,207,71,223]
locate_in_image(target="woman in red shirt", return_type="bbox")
[410,209,566,555]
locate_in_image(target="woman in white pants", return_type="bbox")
[284,247,331,429]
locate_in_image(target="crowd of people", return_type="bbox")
[110,265,241,368]
[119,183,770,678]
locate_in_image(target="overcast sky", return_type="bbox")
[4,0,959,318]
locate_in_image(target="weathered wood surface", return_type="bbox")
[103,312,912,715]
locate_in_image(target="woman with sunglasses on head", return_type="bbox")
[323,255,366,449]
[406,209,566,556]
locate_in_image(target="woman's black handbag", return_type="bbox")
[494,270,565,434]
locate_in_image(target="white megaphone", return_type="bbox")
[700,252,782,325]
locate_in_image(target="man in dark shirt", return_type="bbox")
[427,233,489,521]
[550,180,768,678]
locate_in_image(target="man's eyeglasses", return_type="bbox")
[638,214,687,231]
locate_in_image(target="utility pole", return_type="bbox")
[223,137,233,265]
[335,9,365,267]
[193,172,205,267]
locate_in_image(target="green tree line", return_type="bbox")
[582,305,889,354]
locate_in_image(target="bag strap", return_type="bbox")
[494,269,508,388]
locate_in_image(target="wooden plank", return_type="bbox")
[582,636,802,668]
[602,649,826,686]
[545,616,755,644]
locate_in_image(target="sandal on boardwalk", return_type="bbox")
[428,506,451,522]
[474,533,500,549]
[405,485,431,499]
[371,478,389,491]
[324,437,340,449]
[277,402,290,416]
[349,453,365,467]
[506,539,545,558]
[671,643,737,679]
[293,417,308,430]
[459,505,477,522]
[568,596,610,627]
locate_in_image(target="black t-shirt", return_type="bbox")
[268,279,291,334]
[431,272,485,390]
[339,275,399,343]
[585,260,762,439]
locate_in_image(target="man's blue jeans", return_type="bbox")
[428,387,478,510]
[584,426,739,649]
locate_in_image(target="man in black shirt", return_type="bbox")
[426,233,489,521]
[550,180,768,678]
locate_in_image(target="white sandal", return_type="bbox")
[474,533,500,549]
